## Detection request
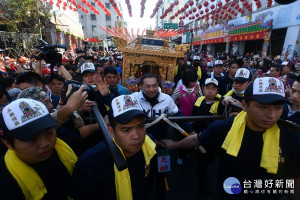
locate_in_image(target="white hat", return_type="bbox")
[281,61,288,66]
[0,98,56,141]
[244,77,286,104]
[207,62,214,67]
[81,62,96,75]
[214,60,223,65]
[234,68,251,82]
[193,56,201,61]
[116,55,123,60]
[109,95,146,124]
[205,78,218,86]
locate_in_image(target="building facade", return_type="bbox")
[78,0,124,50]
[180,0,300,59]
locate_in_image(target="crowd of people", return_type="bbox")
[0,48,299,200]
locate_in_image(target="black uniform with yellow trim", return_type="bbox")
[192,94,225,133]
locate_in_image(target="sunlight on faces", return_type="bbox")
[291,81,300,106]
[140,78,159,98]
[83,72,99,86]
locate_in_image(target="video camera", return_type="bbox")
[34,38,67,66]
[60,80,92,104]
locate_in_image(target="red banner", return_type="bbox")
[229,31,268,42]
[191,31,269,45]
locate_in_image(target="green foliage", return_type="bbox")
[0,0,51,33]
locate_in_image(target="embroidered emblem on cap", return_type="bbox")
[236,68,249,78]
[123,95,139,110]
[265,78,283,93]
[20,101,42,123]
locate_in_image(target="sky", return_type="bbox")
[119,0,157,31]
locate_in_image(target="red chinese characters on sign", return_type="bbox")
[229,31,268,42]
[157,155,171,173]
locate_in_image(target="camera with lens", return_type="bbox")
[61,80,92,104]
[34,38,67,65]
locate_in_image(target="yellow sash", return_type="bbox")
[197,66,202,80]
[223,90,234,97]
[4,138,77,200]
[222,111,280,174]
[114,135,156,200]
[194,94,221,114]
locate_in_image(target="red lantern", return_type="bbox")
[185,13,189,17]
[225,0,230,2]
[189,10,193,14]
[222,4,227,9]
[217,1,222,7]
[56,3,60,7]
[63,2,67,6]
[234,12,238,16]
[189,1,194,6]
[82,0,86,4]
[200,10,204,15]
[195,13,199,17]
[77,4,82,9]
[193,7,197,12]
[174,0,179,6]
[205,8,209,12]
[203,1,209,7]
[228,8,231,12]
[170,3,174,8]
[175,13,178,17]
[243,1,249,7]
[241,10,244,14]
[87,2,91,7]
[210,4,215,10]
[184,4,189,9]
[63,7,66,10]
[69,5,72,9]
[85,9,89,13]
[49,0,54,5]
[73,7,77,11]
[72,1,76,5]
[181,7,185,12]
[235,4,239,9]
[198,4,202,9]
[230,1,236,7]
[231,10,234,14]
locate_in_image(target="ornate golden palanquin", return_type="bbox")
[113,30,189,85]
